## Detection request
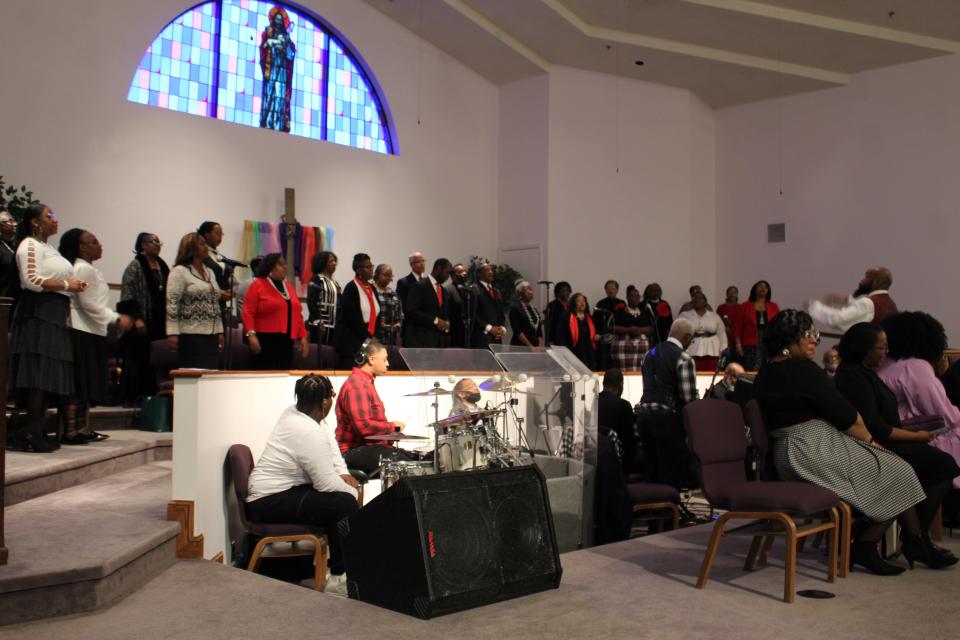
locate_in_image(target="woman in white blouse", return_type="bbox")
[678,291,728,372]
[9,204,88,452]
[58,229,133,444]
[166,232,224,369]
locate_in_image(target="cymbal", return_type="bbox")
[432,408,504,429]
[403,387,451,397]
[479,378,531,394]
[364,433,430,441]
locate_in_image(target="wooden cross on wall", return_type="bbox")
[281,187,297,283]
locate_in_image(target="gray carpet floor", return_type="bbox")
[3,524,957,640]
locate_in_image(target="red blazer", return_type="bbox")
[733,300,779,347]
[242,278,307,339]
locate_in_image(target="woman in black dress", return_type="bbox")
[754,310,950,574]
[611,285,654,371]
[509,281,543,349]
[119,232,169,404]
[834,322,959,551]
[555,293,598,370]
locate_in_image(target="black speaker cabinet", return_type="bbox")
[339,465,562,618]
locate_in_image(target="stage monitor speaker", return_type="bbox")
[339,465,562,618]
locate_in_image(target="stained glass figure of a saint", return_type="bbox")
[259,6,296,132]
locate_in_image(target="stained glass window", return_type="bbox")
[127,1,395,154]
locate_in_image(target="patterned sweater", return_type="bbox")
[166,264,223,336]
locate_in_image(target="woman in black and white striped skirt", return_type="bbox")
[754,309,955,574]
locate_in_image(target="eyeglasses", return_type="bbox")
[802,329,822,346]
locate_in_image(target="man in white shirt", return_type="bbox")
[807,267,898,333]
[246,374,360,595]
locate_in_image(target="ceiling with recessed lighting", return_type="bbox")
[362,0,960,107]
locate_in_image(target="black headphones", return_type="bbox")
[354,338,373,366]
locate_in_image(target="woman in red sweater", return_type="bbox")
[733,279,779,371]
[242,253,308,370]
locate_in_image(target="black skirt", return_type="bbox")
[250,332,294,370]
[177,334,220,370]
[10,290,74,396]
[71,329,109,405]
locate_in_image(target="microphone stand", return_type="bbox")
[645,301,662,346]
[431,381,442,474]
[461,285,474,349]
[222,263,237,370]
[705,350,730,399]
[538,281,553,346]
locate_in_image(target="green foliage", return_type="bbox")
[0,175,40,221]
[468,255,524,312]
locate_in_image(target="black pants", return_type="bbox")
[638,410,695,489]
[343,445,412,474]
[246,485,358,574]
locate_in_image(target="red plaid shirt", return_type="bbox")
[335,368,395,453]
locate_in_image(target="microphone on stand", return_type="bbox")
[220,256,248,269]
[705,349,731,399]
[537,280,554,285]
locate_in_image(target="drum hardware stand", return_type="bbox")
[533,383,565,455]
[502,394,535,462]
[430,381,442,474]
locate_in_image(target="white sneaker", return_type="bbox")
[323,573,348,597]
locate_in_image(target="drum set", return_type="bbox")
[365,381,530,492]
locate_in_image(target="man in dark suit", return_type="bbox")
[333,253,379,368]
[472,263,506,349]
[405,258,453,348]
[444,262,468,347]
[396,251,425,346]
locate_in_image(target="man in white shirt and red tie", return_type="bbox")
[405,258,453,348]
[333,253,380,368]
[472,262,506,349]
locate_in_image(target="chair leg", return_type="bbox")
[313,535,329,591]
[246,538,271,573]
[838,501,852,578]
[776,515,798,604]
[826,507,838,584]
[744,535,764,571]
[758,535,775,567]
[670,504,680,531]
[811,530,824,550]
[696,515,729,590]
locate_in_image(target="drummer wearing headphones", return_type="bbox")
[335,339,411,473]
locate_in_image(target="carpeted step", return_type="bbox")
[0,462,179,626]
[4,431,172,504]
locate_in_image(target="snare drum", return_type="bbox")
[437,428,490,473]
[380,460,435,492]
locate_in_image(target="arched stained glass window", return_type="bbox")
[128,1,396,154]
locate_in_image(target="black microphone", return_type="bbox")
[717,348,730,371]
[537,280,554,285]
[220,256,248,269]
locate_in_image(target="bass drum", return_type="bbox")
[437,428,489,473]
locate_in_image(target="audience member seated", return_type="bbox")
[246,374,360,596]
[678,284,712,313]
[166,232,223,369]
[598,369,636,474]
[306,251,340,345]
[941,357,960,411]
[333,253,378,369]
[822,345,840,378]
[241,253,308,370]
[635,319,697,489]
[544,281,571,347]
[878,311,960,489]
[556,293,598,370]
[640,283,673,345]
[678,291,727,372]
[733,279,779,371]
[715,285,739,352]
[509,281,543,349]
[335,339,410,473]
[118,232,169,405]
[10,204,88,452]
[834,322,959,551]
[611,285,653,372]
[59,228,133,444]
[707,362,745,400]
[753,309,949,574]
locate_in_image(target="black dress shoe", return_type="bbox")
[851,541,905,576]
[61,433,89,446]
[77,431,109,442]
[903,534,959,570]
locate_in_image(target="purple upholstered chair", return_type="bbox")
[149,338,177,395]
[227,444,330,590]
[743,399,852,578]
[625,476,682,531]
[684,399,840,603]
[292,343,318,370]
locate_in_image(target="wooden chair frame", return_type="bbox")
[697,507,839,603]
[632,501,681,531]
[247,533,329,591]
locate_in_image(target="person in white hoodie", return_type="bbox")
[246,375,360,595]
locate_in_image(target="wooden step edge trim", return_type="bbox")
[167,499,204,559]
